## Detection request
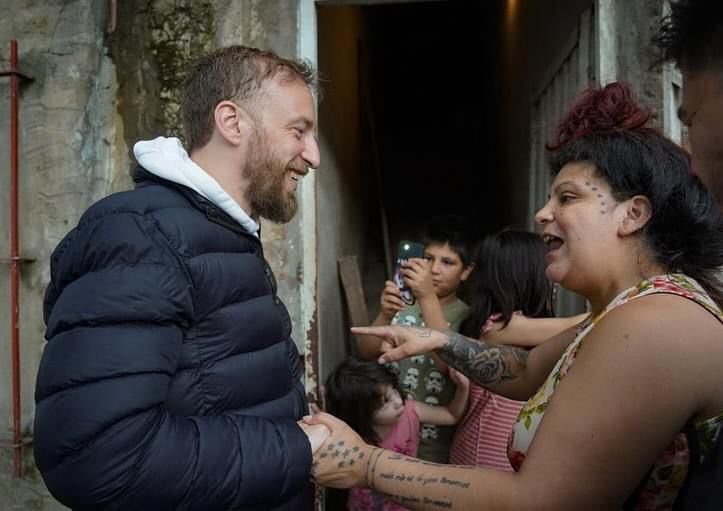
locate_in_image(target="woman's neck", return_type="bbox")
[587,265,667,315]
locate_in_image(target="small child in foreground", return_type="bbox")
[325,357,469,511]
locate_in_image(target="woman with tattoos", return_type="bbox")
[324,358,469,510]
[306,82,723,509]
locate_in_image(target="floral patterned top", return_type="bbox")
[508,274,723,510]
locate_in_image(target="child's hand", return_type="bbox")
[402,258,434,299]
[448,367,469,388]
[379,281,405,321]
[481,312,505,334]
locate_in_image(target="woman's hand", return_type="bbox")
[350,325,448,364]
[303,412,376,489]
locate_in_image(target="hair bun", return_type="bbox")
[547,82,651,150]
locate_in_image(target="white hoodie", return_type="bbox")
[133,136,260,237]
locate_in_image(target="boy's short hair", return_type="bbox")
[420,214,476,266]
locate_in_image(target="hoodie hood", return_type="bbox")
[133,136,260,237]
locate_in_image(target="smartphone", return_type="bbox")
[393,240,426,305]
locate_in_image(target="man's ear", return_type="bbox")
[214,100,254,145]
[619,195,652,236]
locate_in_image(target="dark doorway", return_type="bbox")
[360,1,505,313]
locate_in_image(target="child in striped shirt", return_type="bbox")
[449,230,587,470]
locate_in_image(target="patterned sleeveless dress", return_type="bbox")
[508,274,723,510]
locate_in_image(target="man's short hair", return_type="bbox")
[181,45,317,152]
[656,0,723,72]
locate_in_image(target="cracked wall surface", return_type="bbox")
[0,1,127,508]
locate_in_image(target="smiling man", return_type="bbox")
[657,0,723,209]
[34,46,326,510]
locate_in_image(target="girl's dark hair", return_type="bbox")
[460,229,554,338]
[547,82,723,307]
[324,358,405,445]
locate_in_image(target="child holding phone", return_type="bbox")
[356,215,475,463]
[325,357,469,511]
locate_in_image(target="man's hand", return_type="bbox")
[297,421,331,455]
[303,413,374,489]
[379,281,405,321]
[401,258,434,300]
[350,325,448,364]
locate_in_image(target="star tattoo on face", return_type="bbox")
[585,179,609,214]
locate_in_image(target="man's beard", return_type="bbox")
[243,133,299,224]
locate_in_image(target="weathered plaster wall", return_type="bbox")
[612,0,665,125]
[0,1,127,508]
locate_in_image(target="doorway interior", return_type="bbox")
[317,0,508,326]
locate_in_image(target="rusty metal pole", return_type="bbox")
[0,39,33,478]
[9,38,22,479]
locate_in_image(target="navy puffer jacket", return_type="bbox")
[35,169,311,510]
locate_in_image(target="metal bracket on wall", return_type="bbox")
[0,39,34,479]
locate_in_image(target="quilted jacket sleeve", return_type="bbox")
[35,211,311,510]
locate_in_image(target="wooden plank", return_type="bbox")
[338,256,370,329]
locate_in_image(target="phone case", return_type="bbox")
[393,241,425,305]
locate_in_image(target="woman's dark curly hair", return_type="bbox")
[546,82,723,307]
[325,358,405,445]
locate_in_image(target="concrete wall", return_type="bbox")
[611,0,666,126]
[1,1,126,507]
[0,1,306,508]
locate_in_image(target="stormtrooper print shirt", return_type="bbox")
[390,298,470,463]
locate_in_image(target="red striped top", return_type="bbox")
[449,384,524,471]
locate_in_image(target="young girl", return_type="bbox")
[325,357,469,511]
[449,229,586,470]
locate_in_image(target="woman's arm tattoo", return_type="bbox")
[437,331,529,386]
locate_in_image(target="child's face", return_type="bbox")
[424,242,473,300]
[372,385,404,425]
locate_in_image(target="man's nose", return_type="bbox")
[302,134,320,169]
